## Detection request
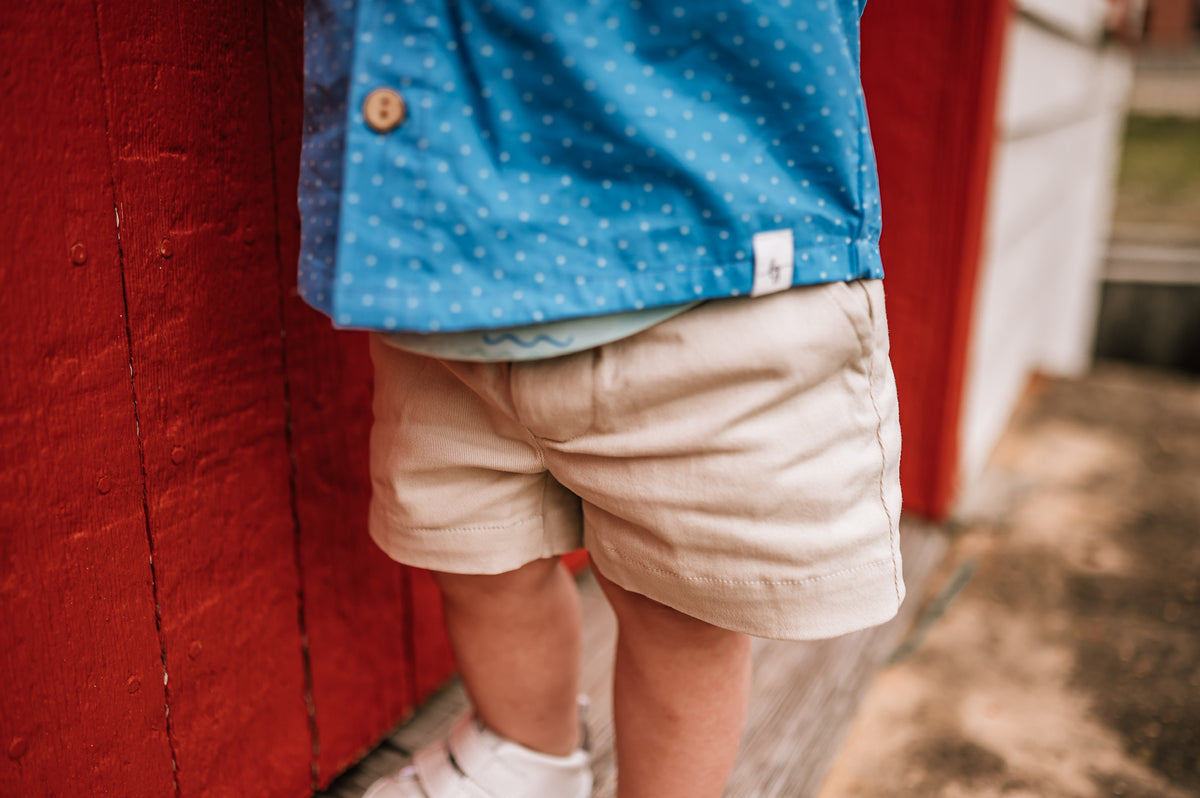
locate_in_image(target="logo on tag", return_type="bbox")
[751,229,794,297]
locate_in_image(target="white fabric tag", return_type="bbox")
[751,229,795,297]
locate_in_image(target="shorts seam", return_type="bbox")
[596,546,896,587]
[859,281,903,605]
[396,514,542,534]
[538,473,553,550]
[826,280,873,366]
[508,364,552,468]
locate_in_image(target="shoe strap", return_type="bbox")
[446,715,591,798]
[413,741,492,798]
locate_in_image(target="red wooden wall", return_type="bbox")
[862,0,1011,518]
[0,0,1006,795]
[0,2,453,795]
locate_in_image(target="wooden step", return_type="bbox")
[317,519,947,798]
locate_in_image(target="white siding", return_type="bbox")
[957,0,1133,489]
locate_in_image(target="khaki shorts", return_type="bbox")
[368,279,904,640]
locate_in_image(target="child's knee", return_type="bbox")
[596,567,747,648]
[432,556,565,605]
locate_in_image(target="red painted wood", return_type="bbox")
[407,568,458,706]
[262,2,455,785]
[861,0,1010,519]
[561,550,590,574]
[90,0,313,794]
[283,321,416,788]
[0,3,176,795]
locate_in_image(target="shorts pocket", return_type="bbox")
[822,279,876,363]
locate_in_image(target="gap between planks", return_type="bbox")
[316,519,947,798]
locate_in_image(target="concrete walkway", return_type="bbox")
[818,364,1200,798]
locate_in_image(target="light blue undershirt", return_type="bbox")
[383,302,700,361]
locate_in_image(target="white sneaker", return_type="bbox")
[363,701,592,798]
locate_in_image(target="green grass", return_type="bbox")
[1113,115,1200,243]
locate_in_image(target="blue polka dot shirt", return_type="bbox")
[299,0,884,333]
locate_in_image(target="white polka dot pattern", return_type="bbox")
[299,0,885,332]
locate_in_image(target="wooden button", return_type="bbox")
[363,87,407,133]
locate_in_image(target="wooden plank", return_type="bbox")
[964,112,1121,481]
[316,523,947,798]
[1018,0,1109,44]
[260,1,454,785]
[0,3,176,795]
[861,0,1011,519]
[963,34,1130,483]
[92,1,312,794]
[992,52,1130,382]
[999,17,1113,139]
[730,524,948,798]
[988,112,1114,249]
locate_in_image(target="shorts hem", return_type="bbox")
[367,500,582,575]
[588,547,906,641]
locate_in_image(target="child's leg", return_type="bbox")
[595,569,753,798]
[434,557,751,798]
[432,557,584,757]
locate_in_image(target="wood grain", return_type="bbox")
[0,2,178,794]
[90,1,313,793]
[261,1,458,784]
